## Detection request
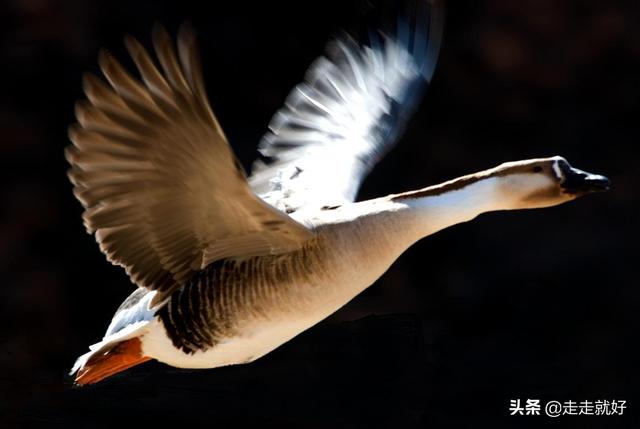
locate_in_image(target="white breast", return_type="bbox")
[140,313,324,368]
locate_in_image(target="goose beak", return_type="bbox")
[559,162,611,195]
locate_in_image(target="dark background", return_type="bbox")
[1,0,638,427]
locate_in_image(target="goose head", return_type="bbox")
[495,156,610,209]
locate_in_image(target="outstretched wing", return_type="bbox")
[249,0,444,213]
[66,25,313,305]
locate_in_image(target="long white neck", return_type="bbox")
[319,175,510,270]
[394,176,504,242]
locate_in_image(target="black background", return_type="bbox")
[2,0,638,427]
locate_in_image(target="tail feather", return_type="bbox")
[72,337,151,385]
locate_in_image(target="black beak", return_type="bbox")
[559,161,611,195]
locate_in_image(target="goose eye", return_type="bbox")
[532,166,543,173]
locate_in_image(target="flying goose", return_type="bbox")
[67,3,610,385]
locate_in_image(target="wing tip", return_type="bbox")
[177,20,196,44]
[151,22,172,51]
[123,33,143,57]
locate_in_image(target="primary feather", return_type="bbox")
[66,24,314,306]
[250,1,444,213]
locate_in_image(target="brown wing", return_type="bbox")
[66,25,313,306]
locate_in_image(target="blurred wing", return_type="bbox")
[249,1,444,213]
[66,25,313,305]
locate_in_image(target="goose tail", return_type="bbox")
[71,337,151,386]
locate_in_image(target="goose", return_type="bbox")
[67,3,610,385]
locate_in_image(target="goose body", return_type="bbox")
[68,2,609,384]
